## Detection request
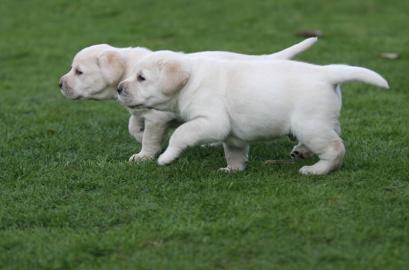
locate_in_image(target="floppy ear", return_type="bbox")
[159,59,190,96]
[97,50,125,85]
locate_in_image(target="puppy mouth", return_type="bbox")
[127,104,145,109]
[61,89,82,100]
[117,97,146,109]
[126,102,162,111]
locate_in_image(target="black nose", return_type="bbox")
[117,84,124,94]
[59,80,63,89]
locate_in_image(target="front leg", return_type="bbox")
[129,118,170,161]
[129,111,176,162]
[128,114,144,143]
[157,118,228,166]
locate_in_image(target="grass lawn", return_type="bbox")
[1,0,409,269]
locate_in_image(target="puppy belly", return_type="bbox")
[230,118,289,142]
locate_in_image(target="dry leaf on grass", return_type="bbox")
[296,30,323,38]
[379,52,400,60]
[264,159,296,165]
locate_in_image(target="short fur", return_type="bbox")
[118,51,388,175]
[59,38,318,161]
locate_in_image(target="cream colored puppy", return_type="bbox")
[59,38,318,161]
[117,51,388,175]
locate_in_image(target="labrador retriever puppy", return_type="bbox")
[117,51,388,175]
[59,38,318,161]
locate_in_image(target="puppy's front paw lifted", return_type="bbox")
[157,148,179,166]
[157,154,173,166]
[129,152,155,162]
[299,165,328,175]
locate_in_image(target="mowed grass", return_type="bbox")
[1,0,409,269]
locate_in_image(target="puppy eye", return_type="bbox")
[75,69,83,75]
[137,74,146,82]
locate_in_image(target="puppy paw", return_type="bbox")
[129,153,155,162]
[290,145,314,160]
[299,165,325,175]
[157,152,176,166]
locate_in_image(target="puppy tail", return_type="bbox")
[324,64,389,89]
[269,37,318,60]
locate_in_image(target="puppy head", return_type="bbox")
[117,51,190,110]
[59,44,126,100]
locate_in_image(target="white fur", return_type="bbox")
[59,38,318,160]
[118,51,388,175]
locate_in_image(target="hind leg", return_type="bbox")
[296,128,345,175]
[290,120,341,161]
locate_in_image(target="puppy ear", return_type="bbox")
[159,59,190,96]
[97,50,125,85]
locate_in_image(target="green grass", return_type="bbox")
[1,0,409,269]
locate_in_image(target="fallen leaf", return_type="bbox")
[264,159,295,165]
[296,30,323,38]
[379,52,400,60]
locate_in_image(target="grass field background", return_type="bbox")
[1,0,409,269]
